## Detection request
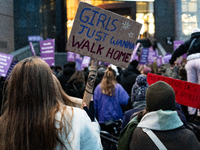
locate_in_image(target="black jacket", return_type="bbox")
[65,82,86,99]
[58,67,75,90]
[120,65,140,96]
[169,32,200,64]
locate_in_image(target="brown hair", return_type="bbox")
[100,66,116,96]
[68,71,85,84]
[0,57,73,150]
[53,75,81,107]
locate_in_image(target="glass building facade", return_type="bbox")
[13,0,200,53]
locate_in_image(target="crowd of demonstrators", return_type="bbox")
[65,71,86,99]
[118,81,200,150]
[93,66,129,133]
[0,56,102,150]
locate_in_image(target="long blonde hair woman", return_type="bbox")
[0,56,102,150]
[93,66,129,132]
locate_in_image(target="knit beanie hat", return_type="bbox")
[142,67,152,75]
[131,74,148,103]
[145,81,176,112]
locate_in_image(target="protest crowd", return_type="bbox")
[1,2,200,149]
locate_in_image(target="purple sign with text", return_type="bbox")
[67,52,75,61]
[0,53,13,77]
[29,42,36,56]
[40,39,55,66]
[81,56,91,70]
[148,46,156,64]
[28,35,43,42]
[139,48,149,65]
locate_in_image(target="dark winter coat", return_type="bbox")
[130,126,200,150]
[120,65,140,112]
[65,82,85,99]
[169,32,200,64]
[129,110,200,150]
[120,65,140,96]
[58,67,75,90]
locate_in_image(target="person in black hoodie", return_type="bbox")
[169,28,200,118]
[57,61,76,90]
[65,71,86,99]
[120,60,141,111]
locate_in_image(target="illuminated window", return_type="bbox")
[181,0,198,35]
[136,2,154,37]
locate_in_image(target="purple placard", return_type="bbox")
[157,56,162,67]
[139,48,149,65]
[75,57,83,71]
[163,54,172,64]
[29,42,36,56]
[148,46,156,64]
[174,41,184,51]
[75,53,81,59]
[40,39,55,66]
[4,60,18,80]
[28,35,43,42]
[67,52,75,61]
[81,56,91,70]
[0,53,13,77]
[130,43,139,62]
[133,55,139,61]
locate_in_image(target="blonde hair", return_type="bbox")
[100,66,116,96]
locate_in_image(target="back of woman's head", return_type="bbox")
[68,71,85,84]
[0,56,63,150]
[100,66,116,96]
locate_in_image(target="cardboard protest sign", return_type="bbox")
[139,48,149,64]
[66,1,142,68]
[147,73,200,109]
[29,42,36,56]
[0,53,13,77]
[40,39,55,66]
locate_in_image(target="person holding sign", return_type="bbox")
[0,57,102,150]
[169,28,200,117]
[93,66,129,132]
